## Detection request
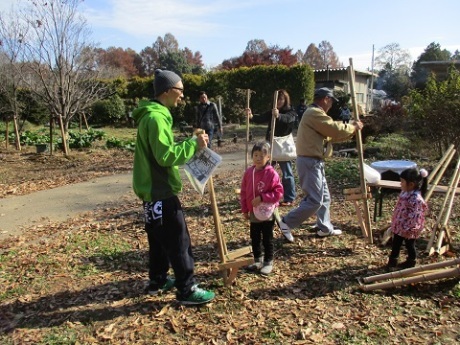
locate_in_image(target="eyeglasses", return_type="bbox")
[171,87,184,93]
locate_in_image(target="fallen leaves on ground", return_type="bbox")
[0,144,459,344]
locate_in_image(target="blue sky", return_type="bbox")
[2,0,459,71]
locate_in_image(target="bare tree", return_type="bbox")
[375,42,411,73]
[0,6,31,150]
[245,39,268,54]
[19,0,114,136]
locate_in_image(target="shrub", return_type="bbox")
[66,129,106,148]
[90,95,126,125]
[106,136,136,151]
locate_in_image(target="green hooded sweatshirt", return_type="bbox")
[132,100,198,202]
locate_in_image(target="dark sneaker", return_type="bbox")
[398,260,416,269]
[179,285,215,305]
[317,228,342,237]
[145,277,175,295]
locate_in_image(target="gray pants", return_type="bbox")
[283,156,334,233]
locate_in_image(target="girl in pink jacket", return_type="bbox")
[387,168,428,271]
[240,142,284,275]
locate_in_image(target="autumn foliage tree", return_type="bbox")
[299,41,341,69]
[96,47,140,78]
[220,44,297,70]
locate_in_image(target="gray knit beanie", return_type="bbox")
[154,69,181,97]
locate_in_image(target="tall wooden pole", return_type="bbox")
[5,118,9,149]
[269,90,278,164]
[13,114,21,151]
[245,89,250,170]
[348,58,372,243]
[58,114,69,156]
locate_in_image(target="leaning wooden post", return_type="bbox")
[269,90,278,164]
[58,114,69,156]
[348,58,372,243]
[427,144,455,185]
[425,148,456,201]
[433,158,460,254]
[12,113,21,151]
[426,156,460,254]
[5,117,9,149]
[245,89,251,170]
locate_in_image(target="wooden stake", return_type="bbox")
[13,114,21,151]
[5,119,9,149]
[245,89,251,170]
[208,175,253,286]
[58,115,69,156]
[269,90,278,164]
[348,58,372,243]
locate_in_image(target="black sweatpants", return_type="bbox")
[389,233,417,261]
[144,196,196,298]
[250,219,275,263]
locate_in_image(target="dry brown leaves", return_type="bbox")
[0,144,459,344]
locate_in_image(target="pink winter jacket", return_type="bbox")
[240,164,284,214]
[391,190,428,239]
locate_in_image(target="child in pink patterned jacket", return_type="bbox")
[387,168,429,272]
[240,142,284,275]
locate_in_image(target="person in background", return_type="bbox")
[240,142,284,275]
[340,104,351,124]
[296,98,308,126]
[247,89,298,207]
[387,168,429,272]
[195,91,222,148]
[132,69,215,305]
[278,87,363,242]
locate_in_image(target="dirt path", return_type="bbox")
[0,151,247,240]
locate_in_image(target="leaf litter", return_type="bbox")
[0,144,459,344]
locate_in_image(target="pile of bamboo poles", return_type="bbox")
[426,147,460,256]
[359,258,460,291]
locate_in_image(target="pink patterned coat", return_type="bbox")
[391,190,428,239]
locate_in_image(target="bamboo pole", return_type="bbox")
[426,157,460,253]
[348,58,372,243]
[360,266,460,291]
[434,159,460,253]
[269,90,278,164]
[362,258,460,283]
[425,148,456,201]
[427,144,455,184]
[245,89,251,170]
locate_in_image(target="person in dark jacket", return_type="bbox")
[195,91,222,148]
[247,89,298,206]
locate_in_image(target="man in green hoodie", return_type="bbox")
[132,69,215,305]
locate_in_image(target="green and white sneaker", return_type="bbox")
[145,277,175,295]
[179,285,215,305]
